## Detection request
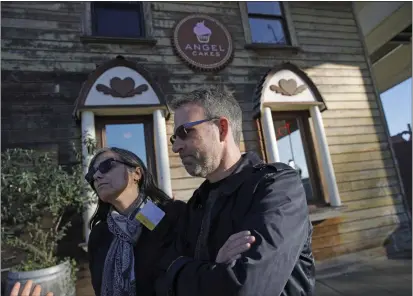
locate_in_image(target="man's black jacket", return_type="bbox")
[156,152,316,296]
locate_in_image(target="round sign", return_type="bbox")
[172,14,234,71]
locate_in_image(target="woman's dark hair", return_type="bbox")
[88,147,171,229]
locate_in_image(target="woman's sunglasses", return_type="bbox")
[85,158,131,184]
[170,118,219,144]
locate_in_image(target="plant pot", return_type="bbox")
[4,261,75,296]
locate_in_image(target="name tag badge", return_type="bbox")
[135,199,165,231]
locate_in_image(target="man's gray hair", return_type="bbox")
[170,87,243,146]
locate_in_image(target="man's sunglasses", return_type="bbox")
[85,158,131,184]
[170,118,219,144]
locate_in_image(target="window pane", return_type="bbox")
[105,123,147,166]
[273,118,314,201]
[247,1,282,16]
[249,18,287,44]
[94,5,143,37]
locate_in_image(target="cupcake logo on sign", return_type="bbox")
[173,14,234,71]
[194,21,212,43]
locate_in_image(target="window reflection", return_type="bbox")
[273,118,314,201]
[246,1,288,45]
[247,1,282,16]
[249,18,287,44]
[105,123,147,166]
[93,2,144,37]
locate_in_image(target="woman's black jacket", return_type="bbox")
[88,200,186,296]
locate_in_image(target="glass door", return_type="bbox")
[272,111,323,204]
[95,116,156,176]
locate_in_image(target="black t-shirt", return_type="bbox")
[198,178,226,205]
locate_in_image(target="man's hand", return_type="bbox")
[216,230,256,264]
[9,281,53,296]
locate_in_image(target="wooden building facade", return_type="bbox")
[2,1,411,266]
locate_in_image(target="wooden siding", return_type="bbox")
[1,1,410,263]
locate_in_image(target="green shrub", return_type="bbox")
[1,145,92,272]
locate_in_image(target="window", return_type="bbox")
[272,111,323,204]
[95,116,156,176]
[92,2,145,38]
[239,1,298,48]
[81,1,155,44]
[246,2,289,45]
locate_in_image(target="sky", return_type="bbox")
[380,77,412,136]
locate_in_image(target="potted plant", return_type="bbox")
[1,144,92,296]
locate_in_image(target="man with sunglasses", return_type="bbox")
[156,87,315,296]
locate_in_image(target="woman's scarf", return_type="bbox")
[101,194,146,296]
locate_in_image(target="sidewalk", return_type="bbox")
[315,258,412,296]
[75,257,412,296]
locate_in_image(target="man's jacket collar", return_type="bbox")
[197,152,264,198]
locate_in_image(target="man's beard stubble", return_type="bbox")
[181,150,218,178]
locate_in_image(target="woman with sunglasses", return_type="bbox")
[84,146,186,296]
[7,147,182,296]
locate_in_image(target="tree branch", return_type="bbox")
[10,236,50,263]
[54,214,64,234]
